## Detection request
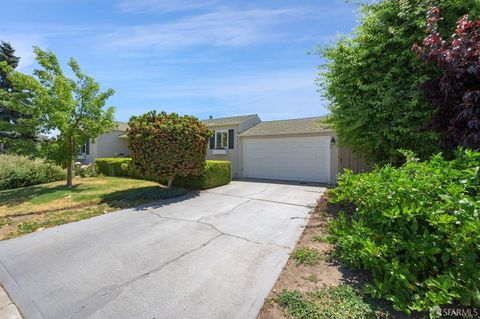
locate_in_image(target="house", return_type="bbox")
[80,114,365,184]
[78,122,130,163]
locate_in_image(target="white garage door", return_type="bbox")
[243,136,331,183]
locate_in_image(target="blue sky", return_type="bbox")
[3,0,358,122]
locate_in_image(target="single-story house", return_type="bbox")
[79,114,365,184]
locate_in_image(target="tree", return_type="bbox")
[127,111,212,188]
[0,41,40,155]
[6,47,116,187]
[319,0,480,163]
[413,7,480,149]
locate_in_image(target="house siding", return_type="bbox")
[206,125,240,177]
[84,130,130,163]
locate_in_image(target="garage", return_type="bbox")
[243,135,331,183]
[236,117,338,184]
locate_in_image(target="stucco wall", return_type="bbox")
[206,124,240,177]
[84,130,130,163]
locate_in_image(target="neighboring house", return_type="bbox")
[77,122,130,163]
[81,114,365,184]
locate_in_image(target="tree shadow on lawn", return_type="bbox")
[99,186,200,210]
[0,184,82,208]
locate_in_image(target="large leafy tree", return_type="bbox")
[414,8,480,149]
[0,41,40,154]
[128,111,212,188]
[7,47,116,187]
[319,0,480,163]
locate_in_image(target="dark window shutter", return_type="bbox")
[86,139,90,155]
[228,129,234,149]
[209,131,215,149]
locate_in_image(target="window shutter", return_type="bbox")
[86,139,90,155]
[209,131,215,149]
[228,129,234,149]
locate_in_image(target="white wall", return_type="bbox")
[205,124,240,177]
[84,130,130,163]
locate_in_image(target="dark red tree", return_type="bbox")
[413,7,480,149]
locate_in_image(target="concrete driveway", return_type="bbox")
[0,180,326,319]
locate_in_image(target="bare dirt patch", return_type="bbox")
[257,195,406,319]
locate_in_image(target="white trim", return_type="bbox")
[212,149,228,155]
[214,130,229,149]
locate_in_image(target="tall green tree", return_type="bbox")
[0,41,40,154]
[319,0,480,164]
[6,47,116,187]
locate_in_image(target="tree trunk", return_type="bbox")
[66,136,73,188]
[167,175,173,189]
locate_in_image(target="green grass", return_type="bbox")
[0,176,187,239]
[291,247,323,266]
[0,177,185,217]
[278,286,382,319]
[312,235,327,243]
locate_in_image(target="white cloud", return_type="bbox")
[101,8,303,51]
[117,0,218,13]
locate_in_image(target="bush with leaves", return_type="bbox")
[127,111,212,188]
[0,154,66,190]
[328,149,480,313]
[413,7,480,149]
[74,163,98,178]
[319,0,480,163]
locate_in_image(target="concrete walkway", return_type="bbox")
[0,180,326,319]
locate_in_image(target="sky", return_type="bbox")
[2,0,359,122]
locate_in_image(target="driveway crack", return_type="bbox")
[197,199,252,222]
[66,233,222,319]
[149,211,290,250]
[203,191,315,208]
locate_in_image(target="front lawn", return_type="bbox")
[0,177,186,239]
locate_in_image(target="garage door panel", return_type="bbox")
[244,136,330,183]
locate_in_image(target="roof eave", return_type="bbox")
[239,129,335,137]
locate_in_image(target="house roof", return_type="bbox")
[201,114,258,126]
[240,117,332,136]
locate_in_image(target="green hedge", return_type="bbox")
[328,149,480,313]
[0,155,66,190]
[96,158,231,189]
[95,158,139,177]
[173,160,231,189]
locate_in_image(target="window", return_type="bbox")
[215,131,228,149]
[79,140,90,155]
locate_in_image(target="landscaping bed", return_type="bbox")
[257,197,403,319]
[0,176,186,239]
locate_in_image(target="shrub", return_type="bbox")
[0,155,66,190]
[95,158,136,177]
[74,163,98,178]
[328,149,480,313]
[173,160,231,189]
[414,8,480,150]
[96,158,230,189]
[319,0,479,163]
[127,111,212,188]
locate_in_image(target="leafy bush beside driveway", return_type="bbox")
[328,149,480,313]
[0,155,66,190]
[96,158,231,190]
[173,160,231,190]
